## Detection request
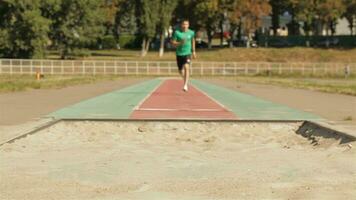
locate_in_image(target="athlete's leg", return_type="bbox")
[183,63,189,91]
[177,56,185,79]
[179,69,184,78]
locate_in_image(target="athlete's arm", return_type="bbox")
[171,38,185,47]
[171,39,182,47]
[171,30,179,47]
[192,38,197,59]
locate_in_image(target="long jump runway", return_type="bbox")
[130,79,236,119]
[49,78,322,121]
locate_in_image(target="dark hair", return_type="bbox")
[181,19,189,24]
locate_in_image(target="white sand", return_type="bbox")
[1,121,355,200]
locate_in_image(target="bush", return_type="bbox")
[63,48,91,59]
[119,34,141,49]
[101,35,118,49]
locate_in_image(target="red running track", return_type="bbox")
[130,79,236,119]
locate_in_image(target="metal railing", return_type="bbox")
[0,59,354,76]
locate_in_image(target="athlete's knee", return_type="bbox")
[184,64,190,70]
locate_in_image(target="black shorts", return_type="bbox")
[176,55,192,71]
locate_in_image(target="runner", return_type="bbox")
[171,19,196,92]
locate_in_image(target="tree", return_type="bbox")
[102,0,122,36]
[290,0,345,37]
[195,0,221,49]
[115,0,177,55]
[218,0,235,47]
[0,0,50,58]
[173,0,199,27]
[41,0,105,59]
[343,0,356,35]
[289,0,317,39]
[285,0,301,35]
[115,1,137,36]
[226,0,244,47]
[231,0,271,47]
[157,0,178,57]
[135,0,160,56]
[269,0,288,35]
[316,0,345,36]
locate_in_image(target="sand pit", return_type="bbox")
[0,121,355,199]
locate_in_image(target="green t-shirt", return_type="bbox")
[172,29,195,56]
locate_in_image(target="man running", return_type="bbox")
[171,19,196,92]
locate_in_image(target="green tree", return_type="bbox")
[226,0,243,47]
[135,0,160,56]
[41,0,105,59]
[269,0,288,35]
[102,0,122,35]
[115,1,137,35]
[218,0,235,47]
[285,0,301,35]
[194,0,221,49]
[157,0,178,57]
[0,0,50,58]
[290,0,345,37]
[343,0,356,35]
[173,0,199,27]
[290,0,317,38]
[100,0,126,49]
[317,0,345,36]
[240,0,271,47]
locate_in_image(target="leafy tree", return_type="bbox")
[0,0,50,58]
[226,0,244,47]
[289,0,317,38]
[194,0,221,49]
[157,0,178,57]
[289,0,345,37]
[343,0,356,35]
[173,0,199,27]
[218,0,235,47]
[230,0,271,47]
[135,0,160,56]
[316,0,345,36]
[115,1,137,35]
[269,0,288,35]
[41,0,105,59]
[102,0,122,36]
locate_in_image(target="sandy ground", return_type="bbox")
[204,79,356,127]
[1,121,355,200]
[0,78,147,126]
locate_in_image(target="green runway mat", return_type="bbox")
[49,78,322,121]
[49,79,162,119]
[191,80,323,121]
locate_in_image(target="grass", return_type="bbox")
[2,74,355,96]
[0,75,126,93]
[226,76,356,96]
[46,47,356,63]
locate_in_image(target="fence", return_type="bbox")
[0,59,355,76]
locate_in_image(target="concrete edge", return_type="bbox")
[1,119,355,147]
[59,118,306,123]
[298,121,356,144]
[0,119,61,147]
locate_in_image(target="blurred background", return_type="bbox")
[0,0,355,60]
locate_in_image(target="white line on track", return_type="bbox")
[135,108,225,112]
[133,79,164,111]
[190,81,233,112]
